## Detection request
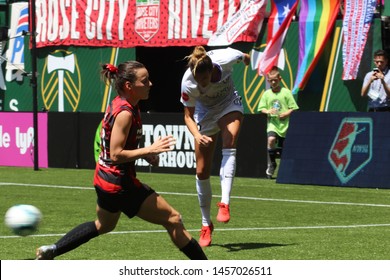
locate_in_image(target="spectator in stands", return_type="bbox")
[361,49,390,112]
[180,46,250,247]
[36,60,207,260]
[257,66,299,179]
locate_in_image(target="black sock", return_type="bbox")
[180,238,208,260]
[54,221,99,257]
[267,149,276,165]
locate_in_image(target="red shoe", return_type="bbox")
[199,223,214,247]
[216,202,230,223]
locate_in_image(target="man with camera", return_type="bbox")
[361,49,390,112]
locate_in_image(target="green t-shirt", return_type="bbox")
[94,121,102,162]
[257,87,299,137]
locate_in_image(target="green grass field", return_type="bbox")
[1,166,390,260]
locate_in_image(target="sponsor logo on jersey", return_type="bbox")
[181,92,189,102]
[328,117,372,184]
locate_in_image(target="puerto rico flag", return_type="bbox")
[256,0,298,76]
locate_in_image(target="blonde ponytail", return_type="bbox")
[184,46,213,76]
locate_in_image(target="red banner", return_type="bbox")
[33,0,263,48]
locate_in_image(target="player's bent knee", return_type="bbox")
[177,214,184,225]
[96,222,116,234]
[171,211,183,224]
[165,211,184,229]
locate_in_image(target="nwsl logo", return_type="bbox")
[328,118,372,184]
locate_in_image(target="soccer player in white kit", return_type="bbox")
[181,46,250,247]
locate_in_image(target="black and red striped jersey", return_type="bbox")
[94,96,142,193]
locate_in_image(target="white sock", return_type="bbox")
[220,148,237,205]
[196,176,212,226]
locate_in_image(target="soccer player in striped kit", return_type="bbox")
[36,60,207,260]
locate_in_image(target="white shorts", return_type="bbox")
[194,92,244,136]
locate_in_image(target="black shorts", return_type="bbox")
[95,183,155,218]
[267,131,285,148]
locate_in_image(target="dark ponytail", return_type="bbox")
[100,61,145,94]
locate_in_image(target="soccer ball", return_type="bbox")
[4,204,42,237]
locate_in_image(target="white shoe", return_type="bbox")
[266,162,277,179]
[36,244,56,260]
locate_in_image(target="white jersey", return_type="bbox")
[180,48,245,135]
[180,48,245,109]
[362,67,390,109]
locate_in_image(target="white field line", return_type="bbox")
[1,223,390,239]
[1,182,390,208]
[1,182,390,239]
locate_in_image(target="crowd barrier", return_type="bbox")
[277,112,390,189]
[0,112,268,178]
[8,111,388,187]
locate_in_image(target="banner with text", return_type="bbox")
[33,0,264,48]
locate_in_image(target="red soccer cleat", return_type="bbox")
[199,223,214,247]
[216,202,230,223]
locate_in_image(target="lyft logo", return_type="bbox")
[328,118,372,184]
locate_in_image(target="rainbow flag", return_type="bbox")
[292,0,340,95]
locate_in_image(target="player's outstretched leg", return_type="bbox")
[137,193,207,260]
[36,209,120,260]
[36,221,100,260]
